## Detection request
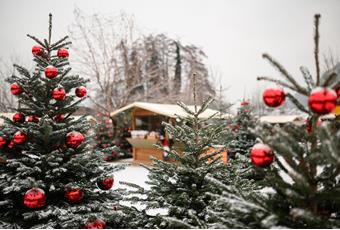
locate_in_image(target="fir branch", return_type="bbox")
[285,93,311,114]
[299,66,315,91]
[322,72,337,87]
[26,34,46,48]
[314,14,321,86]
[257,76,306,95]
[50,36,69,49]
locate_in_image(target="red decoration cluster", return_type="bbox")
[10,83,23,95]
[23,188,46,209]
[32,46,44,56]
[66,131,85,149]
[13,113,25,123]
[52,87,66,101]
[54,114,65,122]
[308,87,337,115]
[27,115,40,123]
[97,177,114,190]
[250,143,274,167]
[57,48,69,58]
[241,101,250,106]
[85,219,106,229]
[263,88,285,107]
[44,65,59,79]
[13,131,27,145]
[0,137,7,148]
[65,188,84,203]
[75,86,87,98]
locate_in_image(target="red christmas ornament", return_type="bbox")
[7,141,15,149]
[52,87,66,101]
[0,137,7,148]
[75,86,87,98]
[241,101,250,106]
[57,48,69,58]
[85,218,106,229]
[23,188,46,209]
[10,83,23,95]
[103,156,110,162]
[97,177,114,190]
[64,188,84,203]
[66,131,85,149]
[13,113,25,123]
[308,87,337,115]
[250,143,274,167]
[27,115,40,123]
[13,131,27,145]
[263,88,285,107]
[54,114,65,122]
[32,45,44,56]
[44,65,59,79]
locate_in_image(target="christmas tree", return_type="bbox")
[0,14,128,228]
[122,74,227,228]
[206,14,340,228]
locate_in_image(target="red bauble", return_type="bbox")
[10,83,23,95]
[13,113,25,123]
[64,188,84,203]
[66,131,85,149]
[27,115,40,123]
[52,88,66,101]
[23,188,46,209]
[54,114,65,122]
[32,45,44,56]
[7,141,15,149]
[263,88,285,107]
[57,48,69,58]
[97,177,114,190]
[0,137,7,148]
[85,219,106,229]
[44,65,59,79]
[241,101,250,106]
[13,131,27,145]
[250,143,274,167]
[308,88,337,115]
[75,86,87,98]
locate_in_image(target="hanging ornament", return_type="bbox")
[262,88,285,107]
[241,101,250,106]
[13,113,25,123]
[85,218,106,229]
[250,143,274,167]
[54,114,65,122]
[23,188,46,209]
[10,83,23,95]
[75,86,87,98]
[64,188,84,203]
[52,87,66,101]
[308,87,337,115]
[32,45,44,56]
[97,177,114,190]
[44,65,59,79]
[66,131,85,149]
[57,48,69,58]
[0,137,7,148]
[27,115,40,123]
[13,131,27,145]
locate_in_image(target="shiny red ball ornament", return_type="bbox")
[308,87,337,115]
[10,83,23,95]
[66,131,85,149]
[97,177,114,190]
[57,48,69,58]
[44,65,59,79]
[27,115,40,123]
[52,88,66,101]
[13,131,27,145]
[250,143,274,167]
[54,114,65,122]
[13,113,25,123]
[64,188,84,203]
[75,86,87,98]
[85,218,106,229]
[32,45,44,56]
[263,88,285,107]
[241,101,250,106]
[24,188,46,209]
[0,137,7,148]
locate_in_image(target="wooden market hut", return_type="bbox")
[110,102,231,164]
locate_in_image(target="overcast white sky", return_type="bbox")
[1,0,339,106]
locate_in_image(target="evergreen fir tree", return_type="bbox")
[0,14,129,228]
[206,14,340,228]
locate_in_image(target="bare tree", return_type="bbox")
[0,60,17,112]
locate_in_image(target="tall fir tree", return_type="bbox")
[0,14,129,228]
[206,14,340,228]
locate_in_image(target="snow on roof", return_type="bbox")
[259,115,306,125]
[110,102,232,119]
